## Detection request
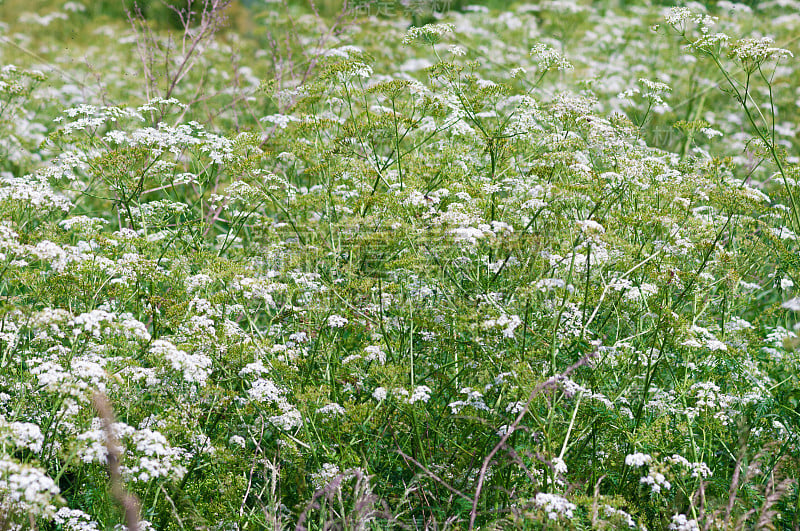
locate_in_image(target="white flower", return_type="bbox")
[448,45,466,57]
[625,453,652,467]
[71,308,115,338]
[248,378,286,404]
[530,43,573,71]
[316,403,346,418]
[541,278,576,294]
[772,227,797,241]
[577,219,605,233]
[408,385,432,404]
[402,23,455,46]
[783,298,800,311]
[602,505,637,528]
[448,387,490,414]
[496,425,513,437]
[665,7,693,26]
[640,470,671,493]
[532,492,576,520]
[363,345,386,364]
[1,421,44,453]
[62,2,87,13]
[269,409,303,431]
[624,283,658,301]
[700,127,723,139]
[669,513,700,531]
[372,387,387,401]
[311,463,340,489]
[327,314,348,328]
[552,457,567,475]
[0,455,60,518]
[261,114,299,129]
[54,507,100,531]
[730,37,793,71]
[150,339,212,386]
[666,454,713,479]
[482,314,523,338]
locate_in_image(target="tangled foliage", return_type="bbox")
[1,1,800,529]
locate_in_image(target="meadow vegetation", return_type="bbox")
[1,0,800,529]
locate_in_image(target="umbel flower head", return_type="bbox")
[729,37,793,73]
[402,23,455,46]
[529,43,573,72]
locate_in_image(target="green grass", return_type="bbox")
[0,0,799,529]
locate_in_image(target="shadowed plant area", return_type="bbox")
[2,0,800,529]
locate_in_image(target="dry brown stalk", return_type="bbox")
[468,352,597,530]
[92,392,142,531]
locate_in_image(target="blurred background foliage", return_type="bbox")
[1,0,767,33]
[0,0,784,151]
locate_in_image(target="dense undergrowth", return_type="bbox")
[1,0,800,529]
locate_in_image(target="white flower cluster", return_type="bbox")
[310,462,341,490]
[669,513,700,531]
[638,78,672,105]
[336,61,373,82]
[247,378,303,431]
[248,378,285,403]
[29,356,109,399]
[123,428,188,482]
[541,0,588,14]
[372,387,387,401]
[602,505,638,528]
[554,302,585,339]
[113,520,155,531]
[577,219,605,234]
[230,275,285,306]
[530,43,574,71]
[327,314,348,328]
[556,376,624,416]
[449,222,512,246]
[532,492,576,520]
[625,452,652,467]
[316,403,346,419]
[71,308,115,338]
[0,419,44,453]
[666,454,713,478]
[482,313,522,339]
[150,339,212,386]
[59,215,107,232]
[725,316,754,332]
[688,381,736,414]
[729,37,793,71]
[261,113,299,129]
[408,385,433,404]
[402,23,455,46]
[534,278,575,293]
[76,422,125,464]
[640,468,671,493]
[119,314,151,342]
[448,387,490,414]
[53,507,101,531]
[75,420,188,484]
[0,455,60,518]
[551,457,567,475]
[363,345,387,364]
[682,325,727,351]
[664,7,717,33]
[608,277,658,302]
